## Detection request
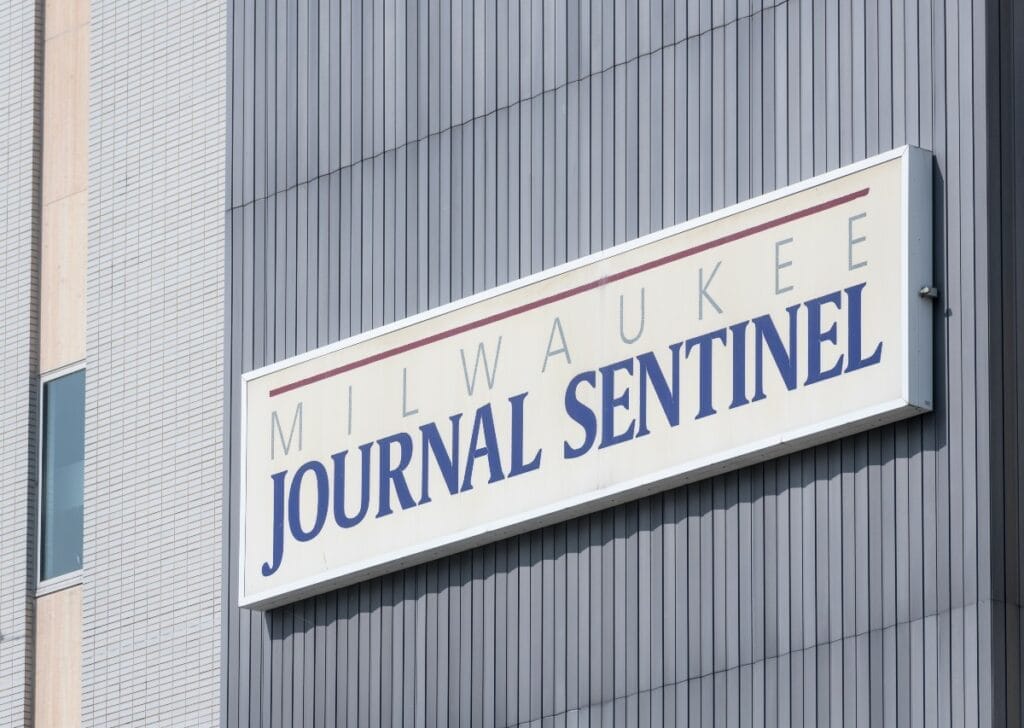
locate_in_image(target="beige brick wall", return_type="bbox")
[39,0,88,373]
[34,0,89,724]
[34,586,81,728]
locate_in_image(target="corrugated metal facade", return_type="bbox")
[225,0,1021,725]
[989,0,1024,724]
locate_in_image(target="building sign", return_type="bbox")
[239,146,933,609]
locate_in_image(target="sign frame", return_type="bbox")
[238,145,933,610]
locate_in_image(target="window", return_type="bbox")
[39,368,84,582]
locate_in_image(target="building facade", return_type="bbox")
[1,0,1023,726]
[222,0,1024,724]
[0,1,224,726]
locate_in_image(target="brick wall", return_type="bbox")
[0,3,42,725]
[83,1,225,725]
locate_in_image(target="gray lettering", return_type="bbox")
[271,402,303,460]
[619,288,645,344]
[848,212,868,270]
[460,337,503,395]
[775,238,794,294]
[402,367,418,417]
[699,261,723,320]
[542,317,573,373]
[346,385,353,435]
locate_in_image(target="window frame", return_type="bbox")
[36,360,86,595]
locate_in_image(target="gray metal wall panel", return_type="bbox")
[225,0,1023,724]
[989,0,1024,721]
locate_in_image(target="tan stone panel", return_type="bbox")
[34,585,81,728]
[40,190,87,372]
[45,0,89,40]
[41,22,88,205]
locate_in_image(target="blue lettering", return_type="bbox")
[287,460,330,542]
[332,446,372,528]
[752,305,800,401]
[685,329,728,419]
[729,321,750,409]
[258,283,887,579]
[418,415,462,503]
[261,470,288,577]
[599,358,636,448]
[376,433,416,517]
[804,291,844,385]
[463,403,505,490]
[636,346,682,437]
[844,283,883,372]
[508,392,542,476]
[564,371,598,459]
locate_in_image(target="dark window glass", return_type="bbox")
[40,369,84,581]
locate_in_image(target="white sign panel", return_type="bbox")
[240,146,933,609]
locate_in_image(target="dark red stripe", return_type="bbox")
[269,186,869,397]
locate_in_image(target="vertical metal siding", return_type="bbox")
[225,0,1020,725]
[989,0,1024,725]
